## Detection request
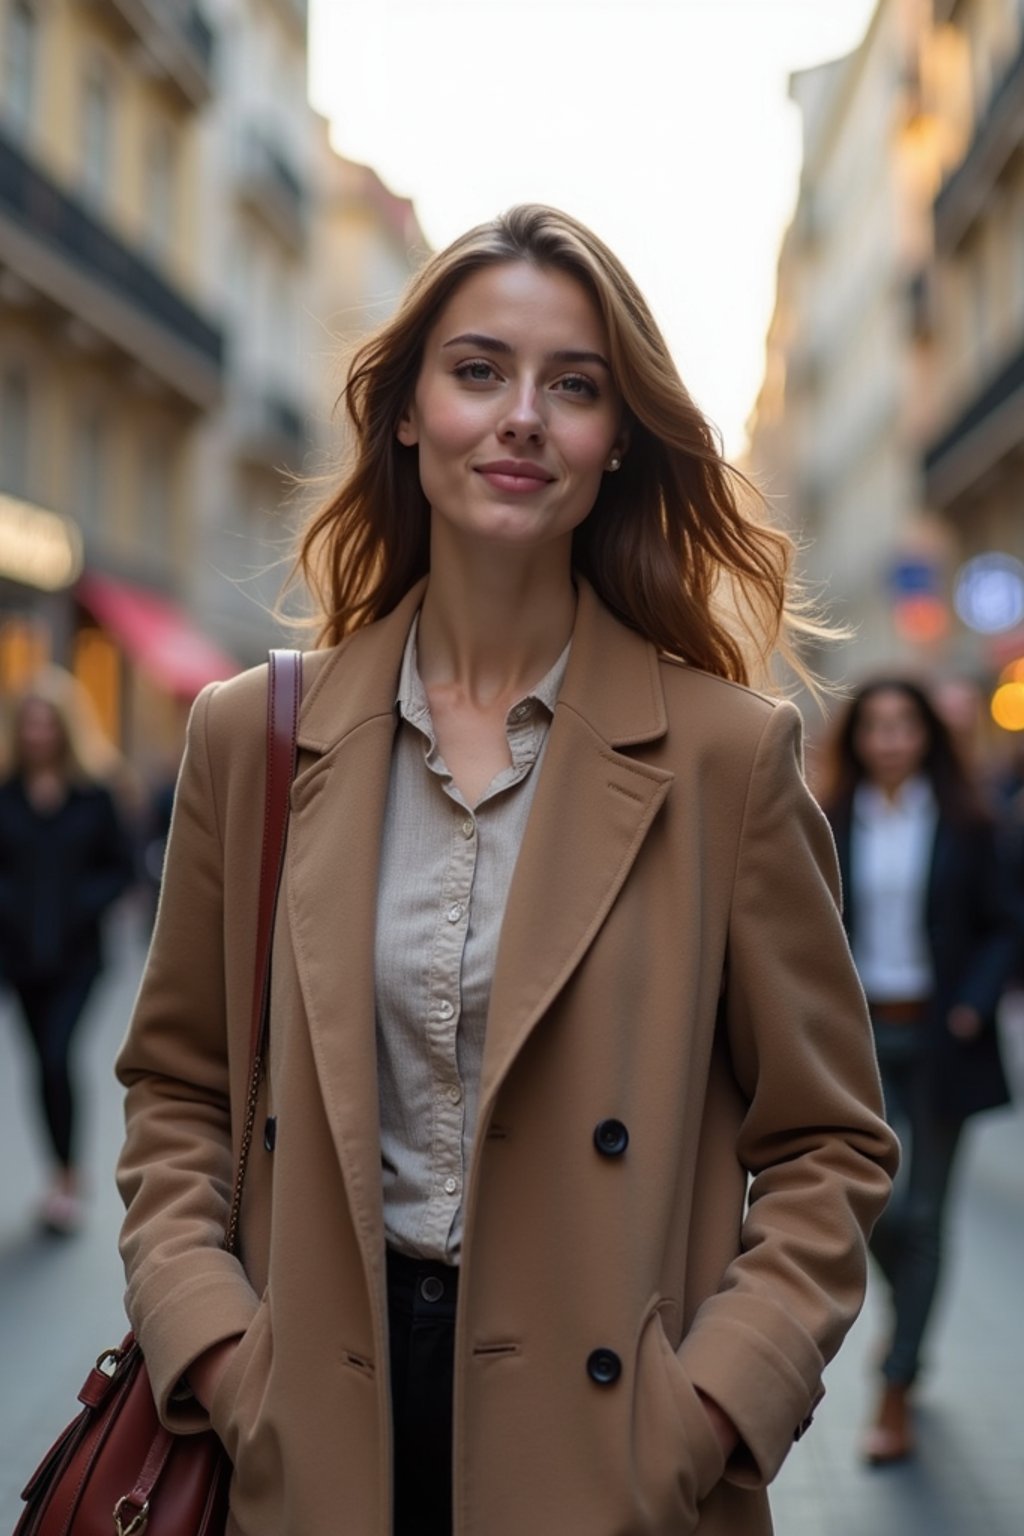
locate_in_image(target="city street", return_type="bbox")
[1,914,1022,1534]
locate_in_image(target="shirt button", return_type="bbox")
[446,903,464,924]
[510,702,530,722]
[443,1176,459,1196]
[448,1084,462,1104]
[461,819,475,838]
[437,1000,454,1020]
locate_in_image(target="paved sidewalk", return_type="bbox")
[769,1004,1024,1536]
[1,921,1022,1533]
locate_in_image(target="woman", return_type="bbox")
[0,667,134,1233]
[821,679,1016,1466]
[115,205,897,1536]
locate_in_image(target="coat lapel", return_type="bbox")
[282,577,673,1238]
[479,580,673,1109]
[284,581,427,1266]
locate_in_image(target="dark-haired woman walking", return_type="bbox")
[821,678,1018,1465]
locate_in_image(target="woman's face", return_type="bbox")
[17,697,66,772]
[854,688,930,791]
[398,260,627,555]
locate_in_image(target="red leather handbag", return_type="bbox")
[14,650,302,1536]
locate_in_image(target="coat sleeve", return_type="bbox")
[679,700,899,1487]
[115,684,261,1433]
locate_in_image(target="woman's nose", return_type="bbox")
[498,384,546,443]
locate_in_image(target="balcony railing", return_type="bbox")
[80,0,216,108]
[923,337,1024,500]
[233,388,307,471]
[236,131,308,253]
[934,36,1024,250]
[0,127,223,385]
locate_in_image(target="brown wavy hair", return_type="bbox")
[292,203,824,689]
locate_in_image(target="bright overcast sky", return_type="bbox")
[309,0,878,457]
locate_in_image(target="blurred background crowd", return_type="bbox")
[1,0,1023,1532]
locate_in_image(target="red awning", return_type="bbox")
[77,571,240,699]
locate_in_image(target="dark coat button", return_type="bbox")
[263,1116,277,1152]
[593,1119,629,1157]
[587,1348,622,1386]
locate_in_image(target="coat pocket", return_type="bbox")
[630,1300,727,1534]
[209,1290,273,1464]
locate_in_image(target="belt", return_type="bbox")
[869,999,929,1024]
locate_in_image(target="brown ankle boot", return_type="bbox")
[861,1382,914,1465]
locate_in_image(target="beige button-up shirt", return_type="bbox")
[375,614,570,1264]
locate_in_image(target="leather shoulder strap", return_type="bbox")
[250,649,302,1064]
[225,648,302,1255]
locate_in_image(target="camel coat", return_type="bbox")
[116,577,897,1536]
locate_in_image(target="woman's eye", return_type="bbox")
[455,360,497,383]
[554,374,599,399]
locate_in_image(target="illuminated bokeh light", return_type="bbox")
[954,553,1024,635]
[991,682,1024,732]
[893,596,950,643]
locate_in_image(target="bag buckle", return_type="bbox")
[113,1495,149,1535]
[95,1347,122,1377]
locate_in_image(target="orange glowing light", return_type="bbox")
[991,683,1024,731]
[998,657,1024,686]
[893,596,950,643]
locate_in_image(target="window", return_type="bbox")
[81,59,114,209]
[0,367,31,496]
[143,123,177,262]
[72,406,107,539]
[138,435,173,544]
[3,0,36,138]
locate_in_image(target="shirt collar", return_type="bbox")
[396,610,572,730]
[854,774,936,823]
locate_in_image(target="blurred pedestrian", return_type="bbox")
[115,204,897,1536]
[821,677,1018,1466]
[0,666,134,1234]
[140,765,178,929]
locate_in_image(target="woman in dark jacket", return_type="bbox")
[821,678,1017,1465]
[0,667,134,1233]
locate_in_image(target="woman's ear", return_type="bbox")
[396,410,418,447]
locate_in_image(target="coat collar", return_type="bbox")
[295,574,669,757]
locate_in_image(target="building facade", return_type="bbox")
[0,0,427,765]
[748,0,953,687]
[921,0,1024,673]
[0,0,226,755]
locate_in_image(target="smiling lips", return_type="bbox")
[475,460,555,494]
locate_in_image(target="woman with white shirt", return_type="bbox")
[822,678,1016,1467]
[113,206,897,1536]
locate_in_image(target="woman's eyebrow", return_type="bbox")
[442,332,610,370]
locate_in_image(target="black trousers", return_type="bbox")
[387,1246,458,1536]
[870,1018,965,1386]
[9,962,98,1168]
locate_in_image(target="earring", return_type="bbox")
[607,455,621,472]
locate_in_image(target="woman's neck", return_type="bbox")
[417,532,576,708]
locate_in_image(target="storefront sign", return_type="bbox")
[0,494,83,592]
